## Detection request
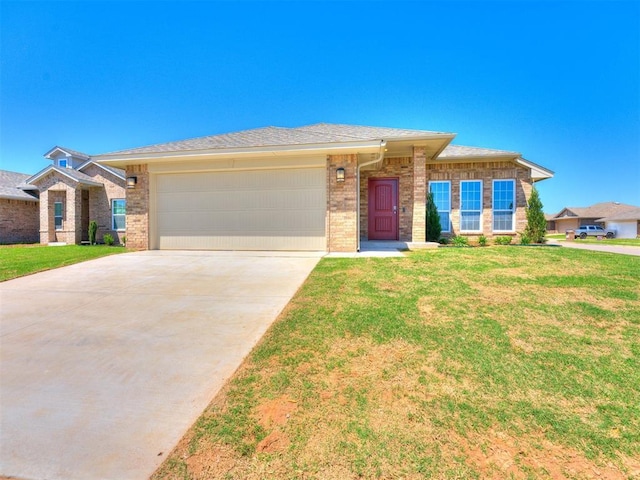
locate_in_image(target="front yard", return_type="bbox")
[154,247,640,479]
[0,244,126,281]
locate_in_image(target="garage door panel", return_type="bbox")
[155,168,326,251]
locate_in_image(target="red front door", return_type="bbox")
[368,178,399,240]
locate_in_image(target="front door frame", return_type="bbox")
[367,177,399,241]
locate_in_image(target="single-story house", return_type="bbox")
[88,123,553,252]
[596,207,640,239]
[20,147,126,245]
[0,170,39,244]
[549,202,638,235]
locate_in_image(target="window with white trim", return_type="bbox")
[493,180,515,231]
[429,181,451,232]
[58,159,67,168]
[112,199,126,231]
[54,202,63,230]
[460,180,482,232]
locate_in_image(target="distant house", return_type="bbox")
[548,202,639,237]
[0,170,39,244]
[21,147,126,245]
[596,207,640,239]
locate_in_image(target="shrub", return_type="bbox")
[426,192,442,242]
[88,220,98,245]
[520,233,531,245]
[438,237,450,245]
[524,186,547,243]
[478,235,488,247]
[452,236,469,247]
[122,235,127,246]
[103,233,115,246]
[495,236,513,245]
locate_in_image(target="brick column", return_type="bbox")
[412,147,427,242]
[327,154,358,252]
[125,164,149,250]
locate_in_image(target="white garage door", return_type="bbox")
[155,168,326,250]
[607,221,637,239]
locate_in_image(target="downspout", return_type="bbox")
[356,140,387,252]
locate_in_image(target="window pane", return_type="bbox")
[461,181,481,210]
[493,181,514,211]
[461,212,480,231]
[438,212,450,231]
[430,182,450,211]
[493,211,513,231]
[113,199,126,215]
[113,215,126,231]
[54,202,62,216]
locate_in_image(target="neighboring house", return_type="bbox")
[85,123,553,252]
[596,207,640,239]
[549,202,638,235]
[545,213,557,233]
[0,170,39,244]
[20,147,126,245]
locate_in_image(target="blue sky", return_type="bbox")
[1,0,638,213]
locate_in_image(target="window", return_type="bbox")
[460,180,482,232]
[112,199,126,231]
[493,180,515,231]
[429,181,451,232]
[58,159,67,168]
[54,202,63,230]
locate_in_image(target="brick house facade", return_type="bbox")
[0,170,40,244]
[89,124,553,252]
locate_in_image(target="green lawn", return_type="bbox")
[547,233,640,246]
[154,247,640,479]
[0,244,126,281]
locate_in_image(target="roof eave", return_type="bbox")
[77,160,126,180]
[94,140,387,167]
[27,166,103,187]
[0,193,39,202]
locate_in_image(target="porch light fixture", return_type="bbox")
[126,176,137,189]
[336,167,345,183]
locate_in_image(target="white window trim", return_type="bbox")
[429,180,451,233]
[460,180,483,233]
[492,179,516,232]
[54,201,63,231]
[112,199,126,231]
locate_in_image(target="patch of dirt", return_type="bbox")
[254,395,297,430]
[183,443,239,479]
[459,427,630,480]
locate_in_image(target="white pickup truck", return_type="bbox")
[573,225,616,239]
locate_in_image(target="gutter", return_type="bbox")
[356,141,387,252]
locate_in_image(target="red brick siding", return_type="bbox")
[426,161,533,238]
[327,154,358,252]
[0,198,39,244]
[125,165,149,250]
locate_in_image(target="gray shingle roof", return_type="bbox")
[554,202,638,219]
[100,123,454,156]
[27,165,103,186]
[596,207,640,221]
[0,170,39,201]
[439,144,520,158]
[77,160,125,179]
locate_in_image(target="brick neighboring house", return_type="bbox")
[548,202,639,237]
[87,123,554,252]
[21,147,127,245]
[0,170,39,244]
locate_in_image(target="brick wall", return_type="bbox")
[360,157,414,241]
[82,164,126,244]
[36,173,79,244]
[0,198,39,244]
[327,154,358,252]
[426,161,533,238]
[125,165,149,250]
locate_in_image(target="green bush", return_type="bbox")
[478,235,488,247]
[103,233,115,246]
[524,186,547,243]
[495,236,513,245]
[438,237,450,245]
[426,192,442,242]
[452,236,469,247]
[520,233,531,245]
[122,235,127,246]
[88,220,98,245]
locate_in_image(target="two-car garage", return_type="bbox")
[153,166,327,251]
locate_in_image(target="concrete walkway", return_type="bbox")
[548,239,640,256]
[0,251,320,480]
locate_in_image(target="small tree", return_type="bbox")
[426,192,442,242]
[88,220,98,245]
[524,187,546,243]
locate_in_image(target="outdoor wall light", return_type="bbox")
[126,176,137,189]
[336,167,345,183]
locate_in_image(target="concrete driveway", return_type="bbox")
[548,239,640,256]
[0,250,320,480]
